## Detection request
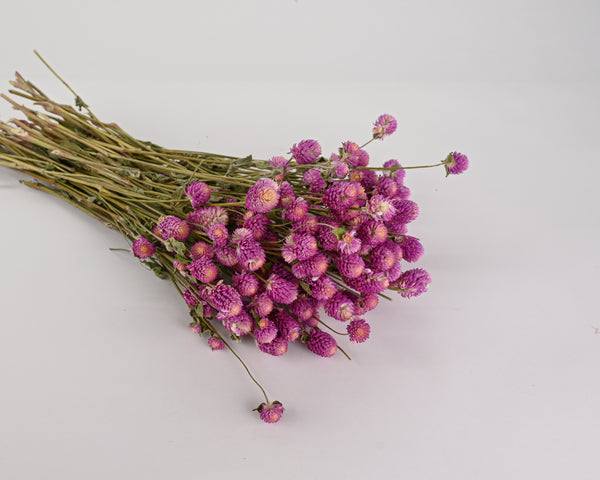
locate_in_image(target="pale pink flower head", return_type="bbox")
[190,324,202,334]
[184,181,211,208]
[245,178,280,214]
[132,236,155,259]
[372,113,397,140]
[347,318,371,344]
[290,139,321,165]
[208,337,225,350]
[307,330,337,357]
[444,152,469,176]
[368,194,397,222]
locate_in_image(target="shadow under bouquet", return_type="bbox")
[0,53,469,424]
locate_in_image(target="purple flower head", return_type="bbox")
[187,258,219,283]
[322,182,359,213]
[266,272,299,305]
[392,268,431,298]
[292,253,329,279]
[184,181,211,208]
[173,260,187,275]
[208,337,225,350]
[183,287,201,307]
[444,152,469,176]
[325,291,355,322]
[389,199,419,225]
[246,178,280,214]
[337,230,361,255]
[395,185,411,200]
[316,218,341,251]
[309,275,338,301]
[373,114,397,140]
[214,244,238,267]
[358,220,388,247]
[283,233,319,263]
[274,311,301,342]
[278,181,296,207]
[255,292,274,317]
[383,159,406,185]
[270,156,289,168]
[284,197,309,222]
[335,253,365,279]
[257,400,285,423]
[207,223,229,247]
[233,272,260,297]
[236,239,266,271]
[190,324,202,334]
[290,139,321,165]
[386,261,403,283]
[190,241,215,260]
[332,159,349,178]
[259,338,288,356]
[303,168,327,193]
[353,293,379,315]
[187,206,229,231]
[400,236,424,263]
[243,214,271,240]
[344,268,390,294]
[376,176,398,198]
[132,236,155,259]
[347,319,371,344]
[367,195,397,222]
[369,244,396,273]
[224,310,253,336]
[342,141,370,167]
[290,297,317,322]
[307,330,337,357]
[291,215,319,235]
[254,318,278,345]
[155,216,190,242]
[209,283,243,317]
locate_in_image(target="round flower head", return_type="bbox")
[208,337,225,350]
[344,268,390,294]
[236,239,266,271]
[353,292,379,315]
[347,318,371,344]
[444,151,469,176]
[207,223,229,247]
[246,178,280,214]
[190,241,215,260]
[266,272,299,305]
[358,220,388,247]
[372,113,397,140]
[369,244,396,272]
[337,230,361,255]
[209,284,243,317]
[214,244,238,267]
[244,214,271,240]
[270,156,289,168]
[274,310,302,342]
[316,219,341,251]
[376,176,398,198]
[190,324,202,334]
[255,292,274,317]
[187,206,229,230]
[290,139,321,165]
[386,261,403,283]
[392,268,431,298]
[257,401,285,423]
[303,168,327,193]
[324,291,355,322]
[132,236,155,259]
[290,297,317,322]
[187,258,219,283]
[307,330,337,358]
[309,275,338,301]
[224,311,253,336]
[336,253,365,279]
[233,272,260,297]
[183,287,200,307]
[155,216,190,241]
[389,199,419,225]
[383,159,406,185]
[184,181,211,208]
[284,197,309,222]
[400,236,424,263]
[259,337,288,356]
[292,253,329,279]
[332,159,349,178]
[278,181,296,207]
[254,319,278,345]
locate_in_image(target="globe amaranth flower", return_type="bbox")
[207,222,229,247]
[347,318,371,344]
[187,258,219,283]
[233,272,260,297]
[309,275,338,301]
[443,151,469,176]
[388,199,419,225]
[184,181,211,208]
[214,244,238,267]
[337,230,361,255]
[236,239,266,272]
[324,291,355,321]
[303,168,327,193]
[190,324,202,334]
[282,233,318,263]
[353,292,379,315]
[254,318,278,345]
[190,241,215,260]
[224,311,253,336]
[344,269,390,295]
[187,206,229,230]
[307,330,337,358]
[183,287,201,307]
[270,156,289,168]
[278,181,295,207]
[274,311,301,342]
[376,176,398,198]
[291,253,329,279]
[392,268,431,298]
[372,113,397,139]
[265,272,299,305]
[369,244,396,272]
[332,159,349,178]
[383,159,406,185]
[208,337,225,350]
[290,297,317,322]
[255,292,274,317]
[335,253,365,279]
[358,220,388,247]
[209,284,243,317]
[283,197,309,222]
[132,236,155,259]
[342,141,370,167]
[259,337,288,356]
[290,139,321,165]
[256,401,285,423]
[155,215,190,241]
[245,178,280,214]
[400,236,424,263]
[243,214,271,240]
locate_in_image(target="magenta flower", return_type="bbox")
[344,269,390,294]
[400,236,424,262]
[132,236,155,259]
[236,239,266,271]
[369,244,396,272]
[184,181,211,208]
[266,272,299,305]
[324,291,355,321]
[347,319,371,344]
[372,113,397,139]
[284,197,309,222]
[335,253,365,279]
[392,268,431,298]
[183,287,200,307]
[389,199,419,225]
[444,152,469,176]
[254,319,278,345]
[255,292,274,317]
[224,311,253,336]
[209,284,243,317]
[190,241,215,260]
[290,297,317,322]
[332,160,349,178]
[309,275,338,301]
[243,214,271,240]
[245,178,280,214]
[358,220,388,247]
[207,222,229,247]
[291,253,329,279]
[274,311,302,342]
[190,324,202,334]
[376,176,398,198]
[278,181,296,207]
[187,258,219,283]
[208,337,225,350]
[187,206,229,230]
[155,215,190,242]
[259,337,288,356]
[270,156,289,168]
[256,401,285,423]
[233,272,260,297]
[307,330,337,358]
[214,244,239,267]
[290,139,321,165]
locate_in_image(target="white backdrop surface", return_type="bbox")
[1,1,599,479]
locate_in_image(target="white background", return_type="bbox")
[1,1,599,479]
